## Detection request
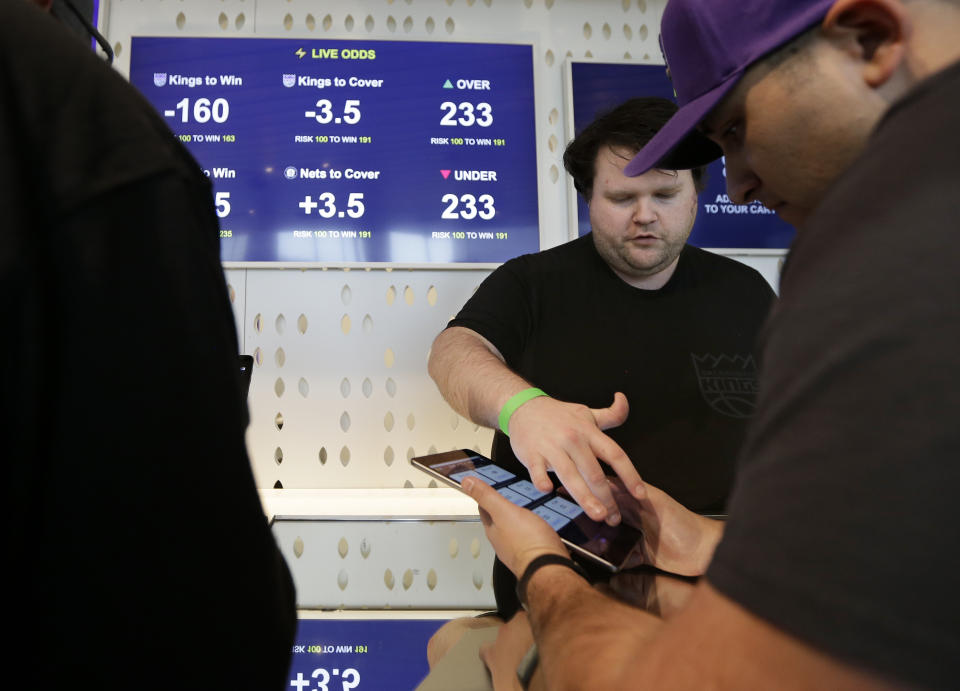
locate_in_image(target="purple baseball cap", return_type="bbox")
[624,0,836,176]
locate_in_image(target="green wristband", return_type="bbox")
[498,387,549,436]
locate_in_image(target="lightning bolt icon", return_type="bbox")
[295,48,306,59]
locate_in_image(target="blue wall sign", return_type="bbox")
[129,38,540,264]
[287,619,446,690]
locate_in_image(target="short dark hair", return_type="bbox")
[761,25,820,71]
[563,97,708,200]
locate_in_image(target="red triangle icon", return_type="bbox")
[440,170,451,179]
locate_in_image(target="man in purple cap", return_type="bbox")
[461,0,960,688]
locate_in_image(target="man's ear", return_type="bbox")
[822,0,909,87]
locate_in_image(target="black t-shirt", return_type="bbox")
[450,235,774,512]
[1,5,294,687]
[708,61,960,687]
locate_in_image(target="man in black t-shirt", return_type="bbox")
[426,98,773,632]
[2,2,295,687]
[429,98,773,521]
[463,0,960,689]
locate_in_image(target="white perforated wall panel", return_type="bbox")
[273,517,496,609]
[241,268,494,489]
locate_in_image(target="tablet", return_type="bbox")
[411,449,643,572]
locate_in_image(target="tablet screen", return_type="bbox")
[412,449,643,571]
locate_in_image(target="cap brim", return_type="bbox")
[624,71,742,176]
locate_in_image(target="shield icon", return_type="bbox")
[154,72,167,87]
[282,74,296,88]
[690,354,760,419]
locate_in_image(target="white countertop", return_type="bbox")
[259,488,481,521]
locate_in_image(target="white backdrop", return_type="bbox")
[102,0,783,493]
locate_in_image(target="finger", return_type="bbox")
[564,441,621,525]
[622,541,648,570]
[605,479,651,533]
[477,506,493,528]
[463,475,494,503]
[526,456,554,494]
[589,434,647,502]
[548,456,609,521]
[607,488,646,532]
[591,391,629,430]
[463,476,512,521]
[607,476,629,502]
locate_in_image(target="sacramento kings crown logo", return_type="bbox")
[153,72,167,87]
[282,74,296,88]
[691,354,760,419]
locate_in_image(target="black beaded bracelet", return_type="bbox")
[515,554,589,610]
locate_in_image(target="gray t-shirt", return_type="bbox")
[708,59,960,688]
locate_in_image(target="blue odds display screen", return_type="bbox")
[129,38,540,264]
[569,62,795,250]
[287,619,445,690]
